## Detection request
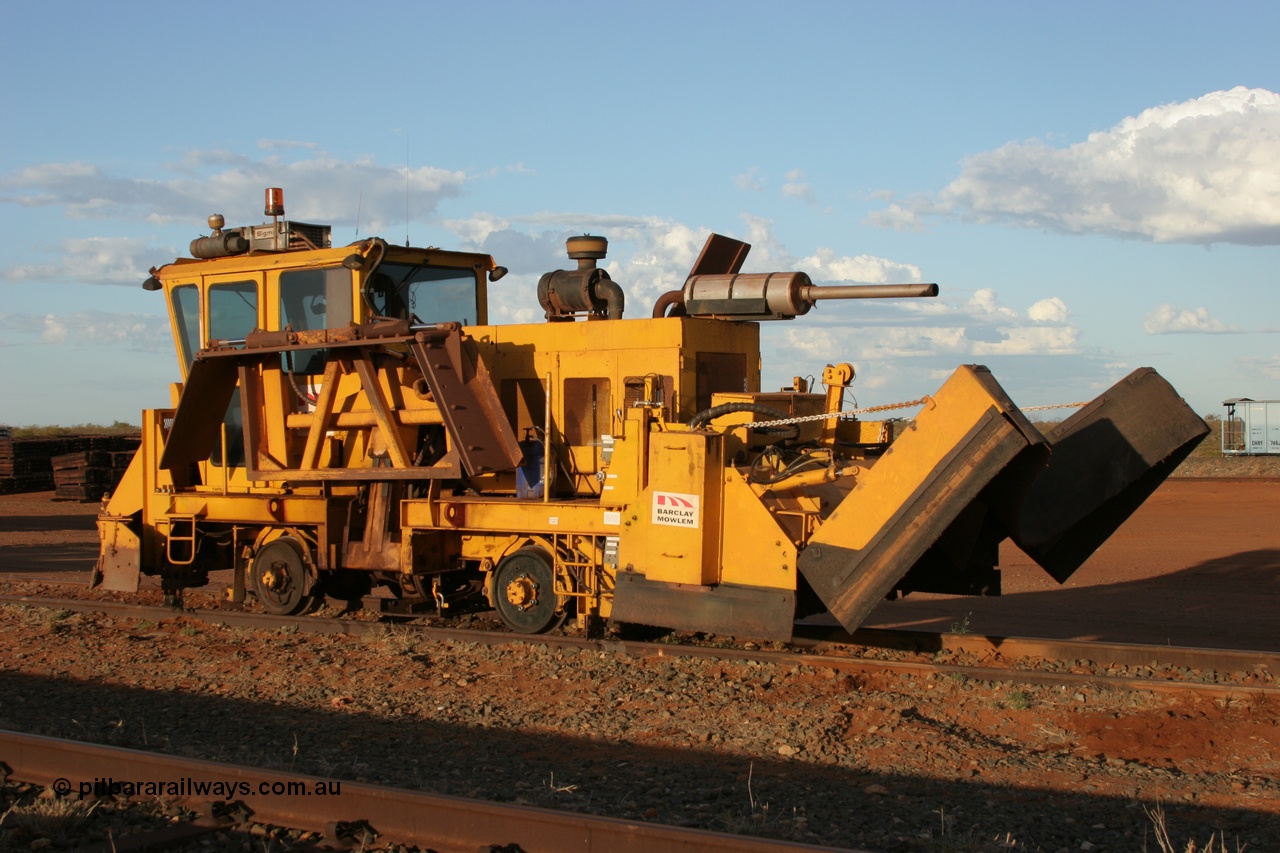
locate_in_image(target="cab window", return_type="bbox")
[280,267,353,374]
[208,281,259,344]
[207,281,258,467]
[170,284,200,372]
[365,262,477,325]
[280,267,353,332]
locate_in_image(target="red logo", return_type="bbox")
[656,493,694,507]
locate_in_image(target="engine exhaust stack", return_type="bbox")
[679,272,937,320]
[652,233,937,320]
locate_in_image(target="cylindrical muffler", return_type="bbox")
[190,231,250,259]
[680,272,815,319]
[680,273,938,319]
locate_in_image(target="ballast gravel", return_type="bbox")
[0,604,1277,852]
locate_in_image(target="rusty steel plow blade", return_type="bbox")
[797,366,1207,634]
[798,365,1047,633]
[1006,367,1209,583]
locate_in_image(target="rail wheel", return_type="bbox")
[249,538,313,616]
[493,549,566,634]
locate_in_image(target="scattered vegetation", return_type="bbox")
[3,421,140,439]
[1006,689,1033,711]
[0,797,102,850]
[362,624,421,658]
[21,607,71,631]
[1189,414,1223,458]
[1145,802,1244,852]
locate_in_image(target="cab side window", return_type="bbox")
[207,281,259,467]
[280,267,353,373]
[170,284,201,372]
[208,281,259,344]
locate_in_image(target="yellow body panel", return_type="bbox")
[401,496,623,536]
[619,431,723,585]
[851,420,891,445]
[599,411,645,506]
[718,469,795,590]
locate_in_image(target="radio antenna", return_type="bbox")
[354,189,363,238]
[404,133,410,247]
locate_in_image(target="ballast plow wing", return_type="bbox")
[1003,367,1210,582]
[798,365,1208,633]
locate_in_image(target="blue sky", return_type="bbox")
[2,1,1278,425]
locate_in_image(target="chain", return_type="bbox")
[1020,402,1088,412]
[745,397,932,429]
[743,396,1085,429]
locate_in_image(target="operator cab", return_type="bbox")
[153,188,498,376]
[148,188,500,472]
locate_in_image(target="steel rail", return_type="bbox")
[0,730,862,853]
[791,624,1278,674]
[2,593,1276,699]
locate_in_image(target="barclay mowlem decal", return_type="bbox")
[652,491,700,528]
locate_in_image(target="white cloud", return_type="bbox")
[773,287,1080,363]
[1028,296,1069,323]
[781,168,818,206]
[1143,304,1239,334]
[864,202,923,231]
[735,214,793,270]
[733,166,765,192]
[442,212,512,246]
[971,324,1079,356]
[1239,354,1280,381]
[849,325,971,359]
[783,327,838,360]
[258,139,319,151]
[40,315,67,344]
[966,288,1020,320]
[1,237,164,286]
[875,87,1280,245]
[0,149,467,232]
[0,310,170,351]
[798,247,923,284]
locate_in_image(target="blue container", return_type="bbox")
[516,440,545,498]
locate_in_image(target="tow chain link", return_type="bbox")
[745,397,932,429]
[743,397,1087,429]
[1019,402,1089,411]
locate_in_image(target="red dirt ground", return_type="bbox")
[862,479,1280,651]
[0,481,1277,850]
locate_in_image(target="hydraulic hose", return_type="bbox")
[686,402,797,440]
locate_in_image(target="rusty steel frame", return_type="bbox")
[0,730,860,853]
[160,321,521,483]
